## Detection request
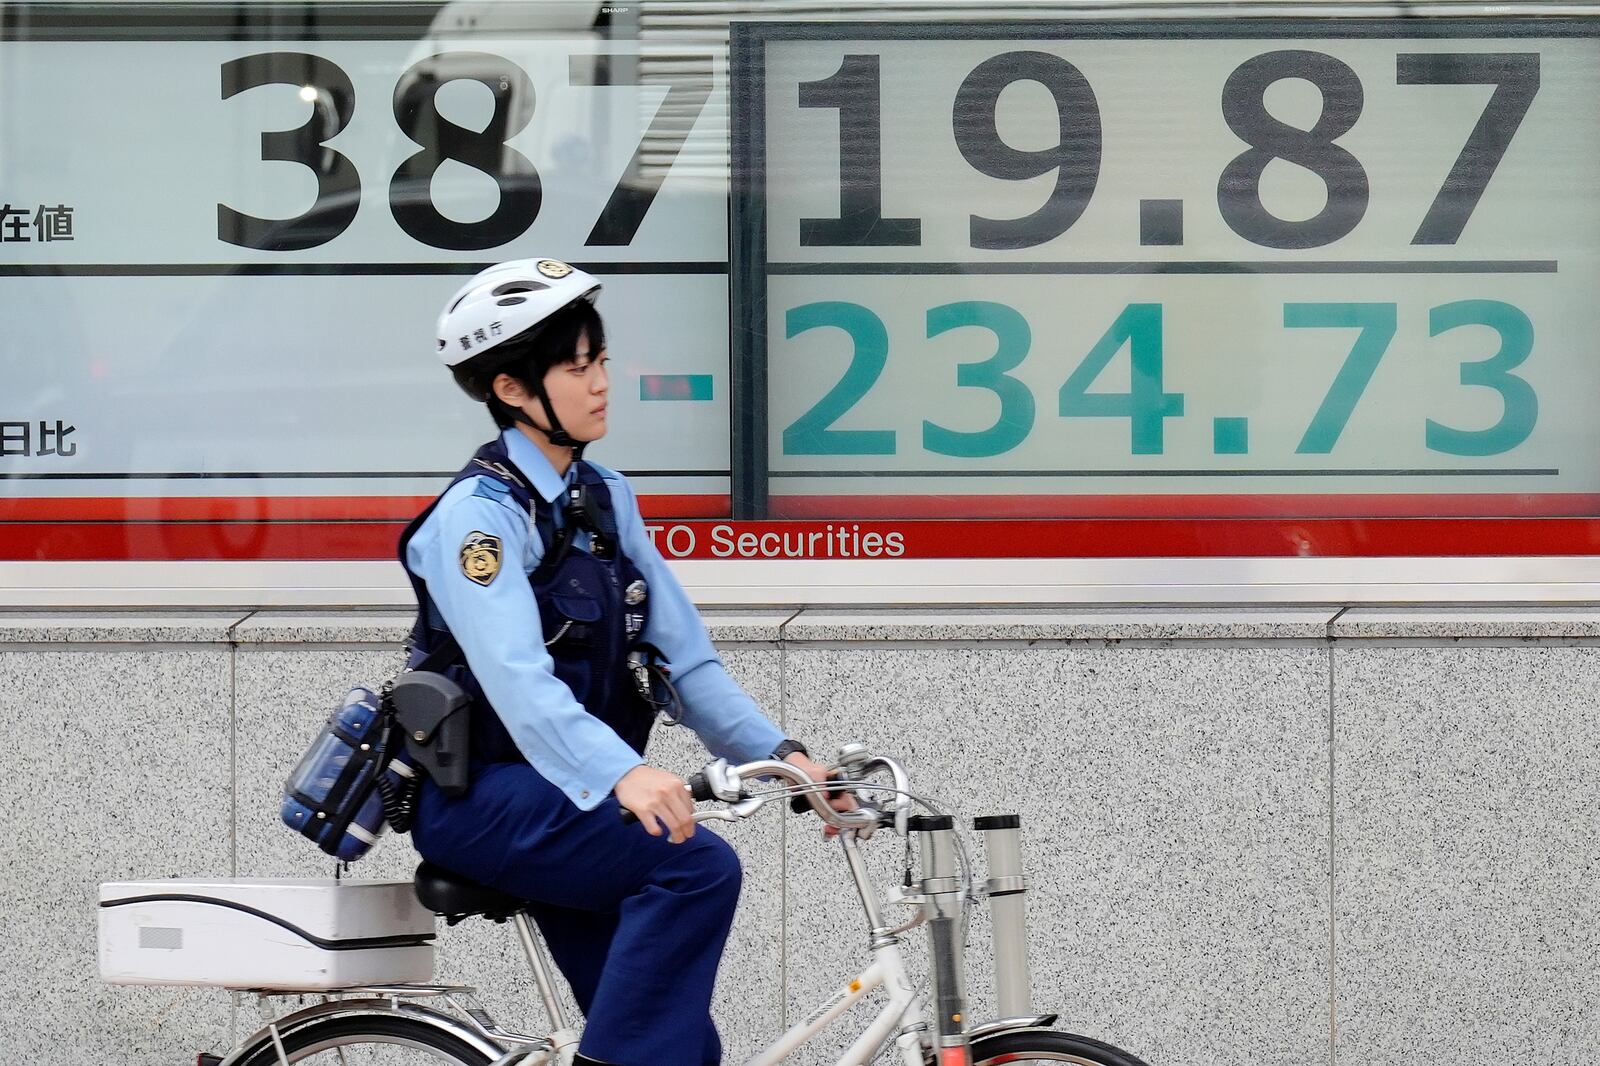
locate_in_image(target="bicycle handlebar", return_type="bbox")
[619,748,911,833]
[685,772,715,804]
[719,759,880,830]
[617,772,715,827]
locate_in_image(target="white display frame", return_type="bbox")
[6,1,1600,607]
[7,556,1600,607]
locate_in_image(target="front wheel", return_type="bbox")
[967,1028,1153,1066]
[234,1013,497,1065]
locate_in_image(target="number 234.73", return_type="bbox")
[781,299,1535,459]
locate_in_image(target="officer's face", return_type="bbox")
[539,331,610,442]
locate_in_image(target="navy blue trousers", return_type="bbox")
[412,761,739,1066]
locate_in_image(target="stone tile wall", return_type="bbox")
[3,606,1599,1064]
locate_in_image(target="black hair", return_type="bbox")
[451,299,606,430]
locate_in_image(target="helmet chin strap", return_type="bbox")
[513,387,587,461]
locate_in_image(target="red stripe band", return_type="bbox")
[2,516,1599,561]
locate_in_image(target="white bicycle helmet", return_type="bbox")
[436,257,602,398]
[436,257,604,452]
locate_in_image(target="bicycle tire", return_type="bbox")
[964,1028,1153,1066]
[233,1013,496,1066]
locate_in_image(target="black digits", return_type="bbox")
[1398,53,1540,246]
[1217,50,1368,249]
[219,53,360,251]
[952,50,1102,250]
[569,54,712,247]
[798,54,921,247]
[390,54,541,251]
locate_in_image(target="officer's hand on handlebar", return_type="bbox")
[616,765,696,843]
[783,752,857,837]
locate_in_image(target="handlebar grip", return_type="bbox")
[619,773,714,825]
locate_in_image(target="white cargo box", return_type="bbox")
[99,878,436,990]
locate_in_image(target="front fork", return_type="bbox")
[911,815,971,1065]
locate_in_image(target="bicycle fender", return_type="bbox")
[217,997,506,1066]
[963,1015,1060,1042]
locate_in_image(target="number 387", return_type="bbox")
[218,51,709,252]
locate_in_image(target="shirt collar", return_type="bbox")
[502,427,569,504]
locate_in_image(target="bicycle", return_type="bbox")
[186,745,1154,1066]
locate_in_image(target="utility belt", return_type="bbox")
[279,634,473,862]
[281,644,679,863]
[404,636,681,776]
[392,632,681,787]
[280,686,420,862]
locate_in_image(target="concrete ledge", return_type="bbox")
[0,608,801,647]
[227,608,798,645]
[696,609,797,643]
[782,606,1341,641]
[1331,606,1600,639]
[232,609,413,644]
[0,610,247,644]
[15,605,1600,645]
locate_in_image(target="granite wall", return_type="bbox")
[4,606,1599,1065]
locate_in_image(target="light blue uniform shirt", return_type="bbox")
[404,429,785,811]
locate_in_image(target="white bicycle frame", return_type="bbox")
[482,826,930,1066]
[747,934,925,1066]
[746,826,929,1066]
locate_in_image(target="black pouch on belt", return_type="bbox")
[389,671,472,797]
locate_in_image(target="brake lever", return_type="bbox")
[689,793,763,824]
[851,800,881,840]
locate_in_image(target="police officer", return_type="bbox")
[402,258,848,1066]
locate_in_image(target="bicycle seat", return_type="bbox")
[413,861,532,923]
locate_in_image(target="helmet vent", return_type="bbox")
[497,296,527,306]
[492,281,548,297]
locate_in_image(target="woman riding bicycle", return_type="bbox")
[400,258,848,1066]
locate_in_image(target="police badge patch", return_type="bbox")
[459,531,502,586]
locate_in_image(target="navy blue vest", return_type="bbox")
[398,438,656,767]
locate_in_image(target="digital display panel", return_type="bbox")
[730,18,1600,555]
[1,18,734,559]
